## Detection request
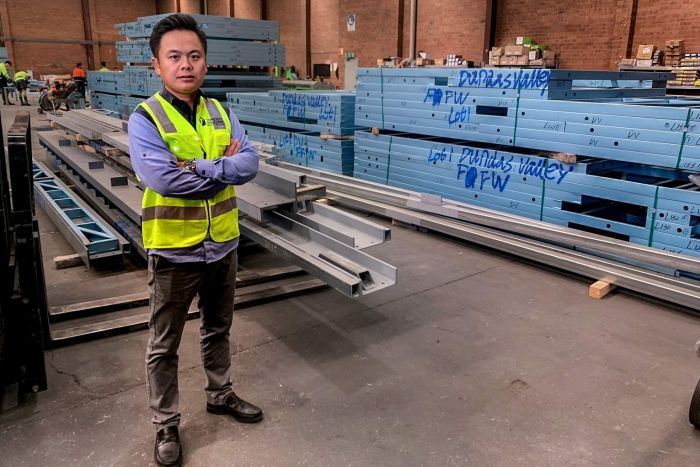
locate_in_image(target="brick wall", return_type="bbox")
[494,0,618,70]
[632,0,700,57]
[310,0,339,85]
[266,0,306,76]
[235,0,261,19]
[415,0,487,65]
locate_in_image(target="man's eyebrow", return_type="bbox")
[164,49,202,54]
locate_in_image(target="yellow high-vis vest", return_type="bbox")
[138,92,239,249]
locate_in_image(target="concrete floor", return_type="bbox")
[2,104,700,466]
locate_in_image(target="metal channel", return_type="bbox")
[267,211,396,294]
[271,160,700,275]
[332,190,700,310]
[32,160,128,266]
[293,200,390,248]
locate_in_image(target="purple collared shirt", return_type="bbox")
[127,90,259,263]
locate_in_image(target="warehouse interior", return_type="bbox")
[2,0,700,466]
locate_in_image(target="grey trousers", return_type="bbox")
[146,250,238,428]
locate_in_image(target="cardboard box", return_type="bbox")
[666,39,684,48]
[505,45,530,56]
[506,55,519,65]
[636,59,653,67]
[542,50,555,60]
[544,58,555,67]
[434,58,445,65]
[529,59,544,66]
[491,47,503,57]
[528,50,541,60]
[619,58,636,66]
[636,44,656,60]
[516,55,529,66]
[516,36,533,46]
[489,56,501,66]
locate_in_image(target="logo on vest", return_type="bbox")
[199,117,225,127]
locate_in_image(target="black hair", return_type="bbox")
[101,61,106,66]
[5,60,11,65]
[149,13,207,58]
[76,63,82,67]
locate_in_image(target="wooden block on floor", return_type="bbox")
[80,144,97,154]
[75,134,90,144]
[49,121,61,129]
[54,253,84,270]
[589,280,616,299]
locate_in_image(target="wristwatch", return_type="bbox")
[183,159,197,172]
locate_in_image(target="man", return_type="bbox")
[99,61,109,72]
[128,14,261,467]
[13,69,30,106]
[71,62,86,97]
[0,60,14,105]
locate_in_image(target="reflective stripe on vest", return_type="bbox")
[143,96,177,133]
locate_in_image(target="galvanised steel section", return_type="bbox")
[116,39,285,67]
[116,14,280,41]
[354,67,700,170]
[353,130,700,257]
[244,123,354,175]
[269,159,700,275]
[228,91,360,136]
[32,160,128,266]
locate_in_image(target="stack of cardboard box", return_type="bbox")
[665,40,684,66]
[635,44,656,67]
[488,36,555,68]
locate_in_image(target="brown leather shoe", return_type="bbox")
[154,426,182,467]
[206,392,263,423]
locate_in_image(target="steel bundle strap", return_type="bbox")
[512,90,522,146]
[385,135,393,185]
[539,157,549,221]
[647,186,661,247]
[380,67,385,129]
[677,108,693,169]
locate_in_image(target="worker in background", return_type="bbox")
[127,14,261,467]
[13,70,30,106]
[71,62,86,97]
[0,60,14,105]
[99,61,109,72]
[284,65,298,80]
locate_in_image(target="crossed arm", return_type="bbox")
[128,109,259,199]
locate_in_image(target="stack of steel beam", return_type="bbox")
[90,14,283,118]
[116,39,284,67]
[228,90,361,174]
[228,91,359,135]
[245,124,354,175]
[353,67,700,258]
[116,14,279,41]
[38,110,396,299]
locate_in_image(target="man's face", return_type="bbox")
[152,29,206,100]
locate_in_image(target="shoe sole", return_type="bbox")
[206,406,263,423]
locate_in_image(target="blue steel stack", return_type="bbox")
[353,67,700,258]
[88,14,284,118]
[228,90,361,175]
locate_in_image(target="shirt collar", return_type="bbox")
[159,88,206,125]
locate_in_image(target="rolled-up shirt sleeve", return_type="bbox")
[192,110,259,185]
[127,112,228,199]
